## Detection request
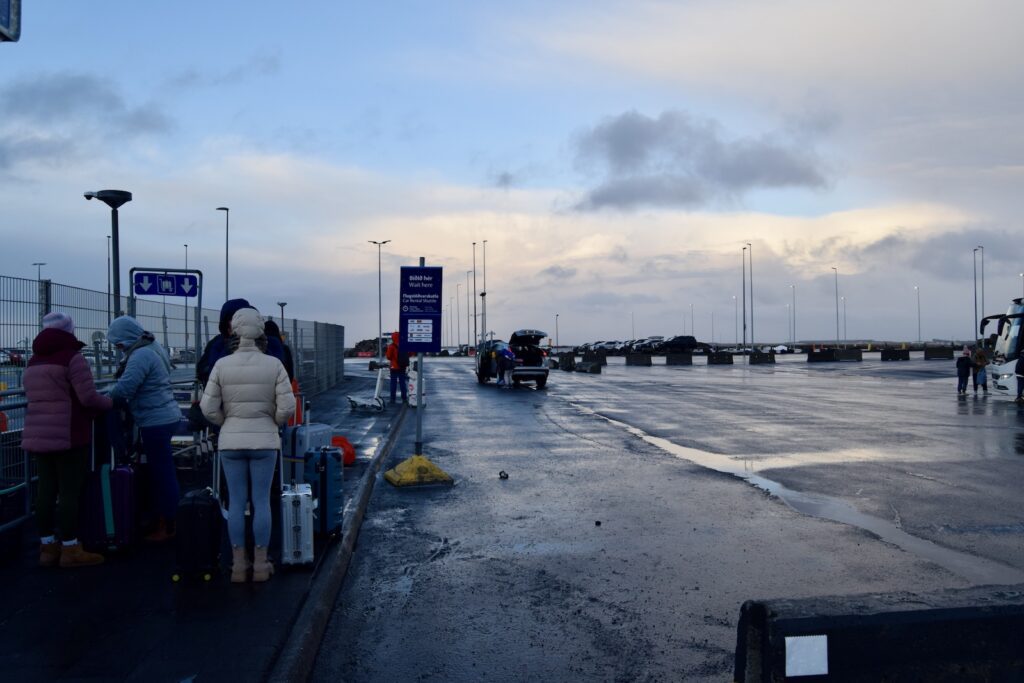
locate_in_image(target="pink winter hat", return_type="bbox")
[42,311,75,334]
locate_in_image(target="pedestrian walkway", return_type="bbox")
[0,371,401,683]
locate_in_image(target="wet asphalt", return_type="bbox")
[311,353,1024,682]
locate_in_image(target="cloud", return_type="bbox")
[539,265,576,280]
[166,52,282,89]
[0,72,171,170]
[574,110,828,210]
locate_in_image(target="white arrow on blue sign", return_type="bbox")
[133,272,198,298]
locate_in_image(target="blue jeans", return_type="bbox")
[390,369,408,402]
[140,421,180,520]
[220,449,277,547]
[957,374,969,393]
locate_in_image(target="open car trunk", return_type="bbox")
[509,329,547,367]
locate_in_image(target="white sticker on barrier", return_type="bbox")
[785,635,828,677]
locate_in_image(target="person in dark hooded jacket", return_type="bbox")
[197,298,287,384]
[263,320,294,380]
[1015,350,1024,402]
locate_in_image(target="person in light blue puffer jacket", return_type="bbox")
[107,315,182,541]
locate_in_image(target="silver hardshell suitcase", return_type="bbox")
[280,482,315,566]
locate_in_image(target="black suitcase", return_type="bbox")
[172,450,222,583]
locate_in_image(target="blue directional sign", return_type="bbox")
[133,271,198,298]
[399,266,443,353]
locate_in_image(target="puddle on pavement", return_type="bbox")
[571,403,1024,586]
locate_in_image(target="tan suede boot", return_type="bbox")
[252,546,274,582]
[39,542,61,568]
[230,546,248,583]
[59,543,104,568]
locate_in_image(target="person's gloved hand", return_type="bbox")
[228,334,241,353]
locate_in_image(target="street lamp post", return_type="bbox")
[455,283,461,350]
[733,295,738,346]
[555,313,560,348]
[841,296,847,345]
[747,242,754,352]
[184,244,189,352]
[832,266,840,348]
[1020,273,1024,298]
[973,247,980,344]
[791,284,796,346]
[914,286,921,342]
[85,190,132,317]
[690,303,695,338]
[32,262,45,281]
[472,243,478,347]
[277,301,287,329]
[742,247,747,354]
[786,303,791,345]
[216,207,230,301]
[482,240,487,350]
[978,245,985,319]
[368,239,391,359]
[106,236,112,326]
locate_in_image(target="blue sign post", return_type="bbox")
[399,266,443,353]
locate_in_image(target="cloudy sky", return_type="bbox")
[3,1,1023,344]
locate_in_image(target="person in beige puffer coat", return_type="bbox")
[200,307,295,582]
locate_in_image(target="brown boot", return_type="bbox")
[230,546,248,583]
[252,546,274,582]
[144,517,175,543]
[59,542,104,568]
[39,542,61,568]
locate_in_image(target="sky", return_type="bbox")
[3,0,1023,345]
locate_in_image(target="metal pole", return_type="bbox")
[631,311,635,339]
[979,245,985,321]
[711,309,715,344]
[111,208,122,317]
[184,244,189,353]
[791,284,796,345]
[106,236,111,326]
[482,240,487,348]
[742,247,747,355]
[973,248,978,344]
[465,271,471,351]
[832,266,840,347]
[690,303,695,338]
[787,304,791,345]
[456,283,461,349]
[555,313,560,348]
[472,243,478,347]
[747,242,754,352]
[733,295,738,346]
[378,243,382,356]
[915,286,921,342]
[216,207,230,301]
[415,256,425,454]
[842,296,847,345]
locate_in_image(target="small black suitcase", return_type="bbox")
[173,489,221,582]
[172,450,222,583]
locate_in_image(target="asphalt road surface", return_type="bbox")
[312,354,1024,682]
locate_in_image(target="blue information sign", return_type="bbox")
[133,271,198,298]
[398,266,443,353]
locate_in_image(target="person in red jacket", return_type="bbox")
[22,312,113,568]
[385,332,409,405]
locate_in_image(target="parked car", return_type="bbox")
[475,330,550,389]
[632,336,665,353]
[661,335,712,354]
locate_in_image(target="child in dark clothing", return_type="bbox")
[955,348,972,395]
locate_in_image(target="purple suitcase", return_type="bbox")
[81,420,137,551]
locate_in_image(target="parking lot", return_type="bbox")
[312,353,1024,681]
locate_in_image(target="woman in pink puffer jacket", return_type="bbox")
[22,312,112,568]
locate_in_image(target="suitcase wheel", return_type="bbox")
[171,573,181,583]
[202,572,213,582]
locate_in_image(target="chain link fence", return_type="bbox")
[0,274,346,538]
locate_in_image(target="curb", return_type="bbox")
[265,404,408,683]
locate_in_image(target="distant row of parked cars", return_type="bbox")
[577,336,712,355]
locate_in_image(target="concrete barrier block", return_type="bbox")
[881,348,910,361]
[808,349,863,362]
[625,353,652,367]
[575,361,601,374]
[558,352,577,371]
[665,353,693,366]
[735,584,1024,681]
[924,346,955,360]
[749,351,775,365]
[582,350,608,366]
[707,351,734,365]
